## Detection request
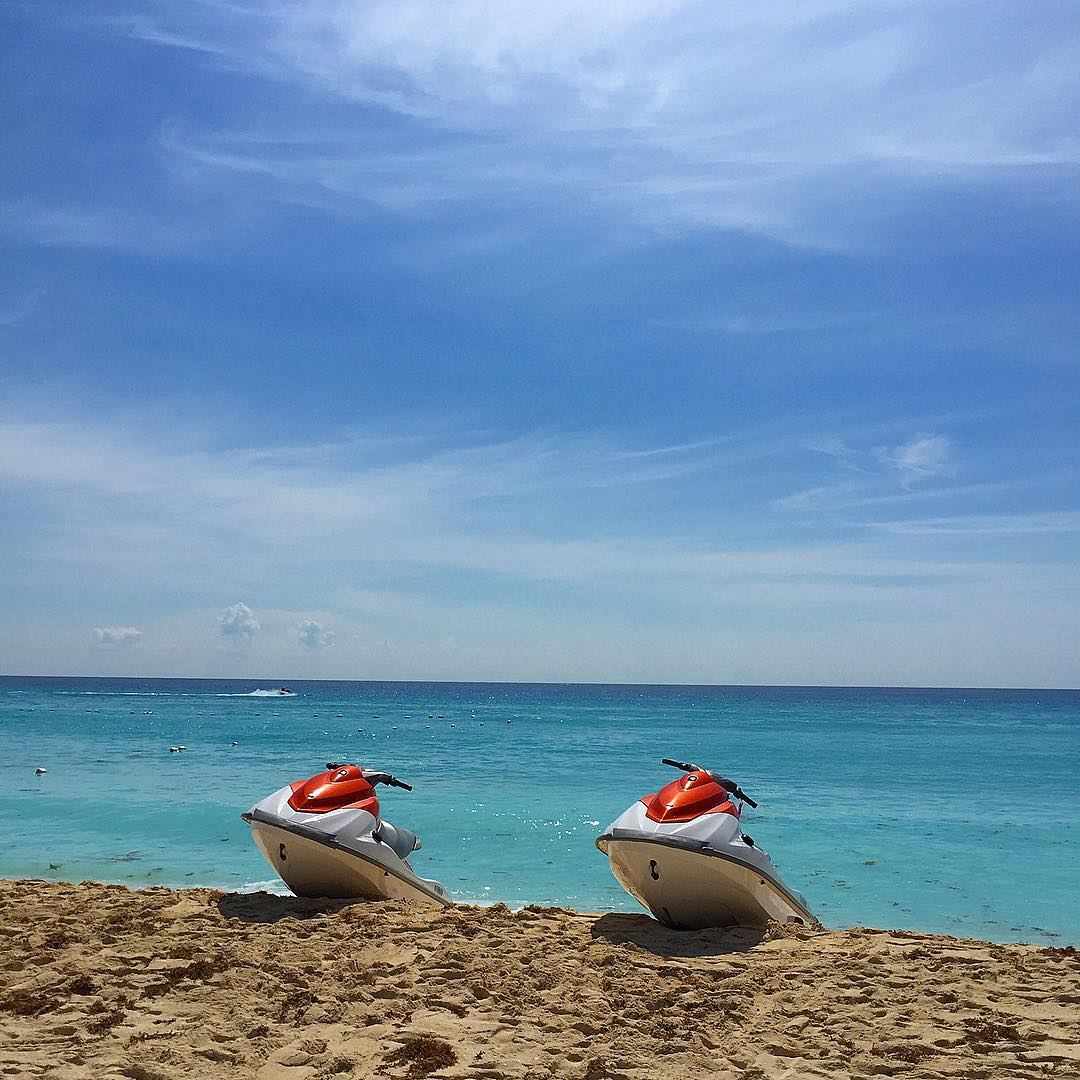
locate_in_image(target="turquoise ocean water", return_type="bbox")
[1,677,1077,945]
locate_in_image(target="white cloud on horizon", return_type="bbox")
[218,602,260,646]
[296,619,335,649]
[93,625,142,648]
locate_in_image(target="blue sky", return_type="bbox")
[1,1,1078,686]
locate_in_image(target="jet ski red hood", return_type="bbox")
[287,764,380,815]
[641,771,739,823]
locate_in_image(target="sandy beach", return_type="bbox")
[1,879,1077,1080]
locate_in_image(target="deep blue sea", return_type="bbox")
[1,677,1077,945]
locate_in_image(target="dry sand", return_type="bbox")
[0,879,1077,1080]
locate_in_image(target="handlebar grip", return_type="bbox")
[739,793,758,809]
[391,778,413,791]
[661,757,696,772]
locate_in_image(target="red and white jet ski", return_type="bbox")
[242,763,451,906]
[596,758,815,930]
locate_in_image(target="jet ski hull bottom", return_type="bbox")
[599,835,814,930]
[249,819,452,907]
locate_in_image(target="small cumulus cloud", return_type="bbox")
[93,625,142,648]
[296,619,335,649]
[219,602,260,645]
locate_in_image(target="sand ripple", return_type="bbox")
[0,880,1077,1079]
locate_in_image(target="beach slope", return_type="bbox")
[1,879,1077,1079]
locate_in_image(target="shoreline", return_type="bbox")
[2,879,1077,1079]
[5,870,1075,951]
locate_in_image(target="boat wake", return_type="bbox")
[220,689,296,698]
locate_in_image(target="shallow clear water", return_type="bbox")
[1,677,1077,945]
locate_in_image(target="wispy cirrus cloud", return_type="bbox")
[0,404,1067,591]
[108,0,1080,249]
[865,512,1080,537]
[775,431,956,510]
[876,433,953,484]
[0,399,1076,683]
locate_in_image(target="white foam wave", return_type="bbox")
[54,691,181,696]
[235,879,291,895]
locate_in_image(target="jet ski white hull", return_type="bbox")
[249,818,451,906]
[599,835,814,930]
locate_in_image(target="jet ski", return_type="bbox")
[596,758,815,930]
[242,762,451,906]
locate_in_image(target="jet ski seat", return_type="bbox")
[377,821,421,860]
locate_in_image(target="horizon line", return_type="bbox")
[1,674,1077,694]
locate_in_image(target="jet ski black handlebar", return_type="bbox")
[324,764,413,791]
[661,757,699,772]
[660,758,758,808]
